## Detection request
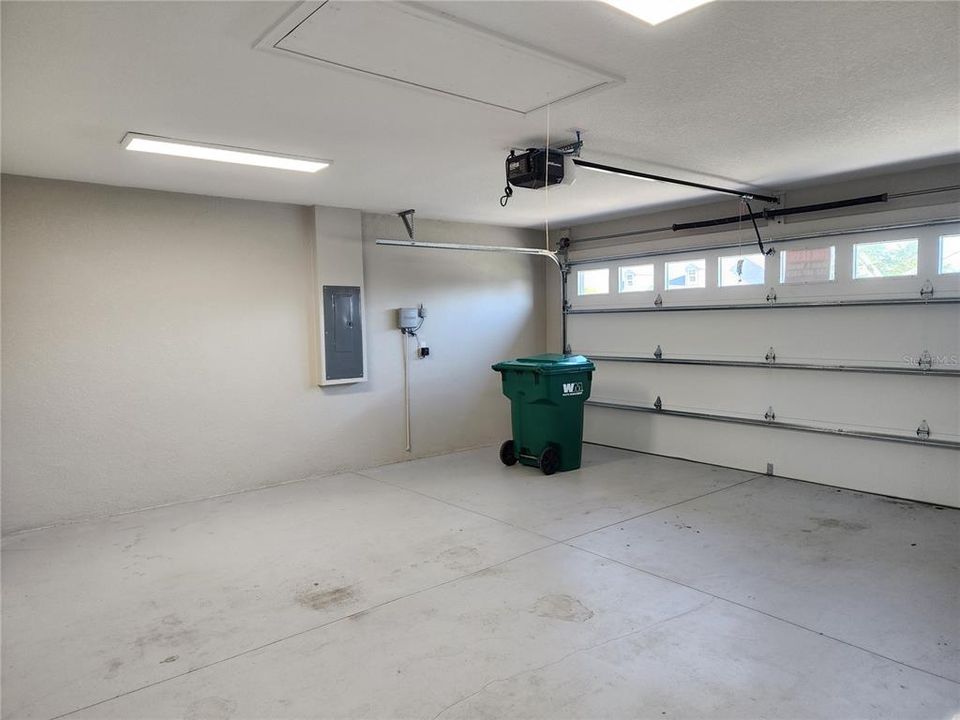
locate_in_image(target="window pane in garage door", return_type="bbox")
[665,259,706,289]
[618,264,654,292]
[853,238,918,278]
[719,253,765,286]
[577,268,609,295]
[940,235,960,274]
[780,246,836,284]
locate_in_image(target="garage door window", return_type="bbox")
[780,247,836,284]
[853,238,918,279]
[939,235,960,274]
[665,259,706,290]
[577,268,609,295]
[719,253,765,287]
[618,264,654,293]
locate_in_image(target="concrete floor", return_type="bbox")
[2,444,958,719]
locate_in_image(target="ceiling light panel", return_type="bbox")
[121,133,330,173]
[601,0,714,25]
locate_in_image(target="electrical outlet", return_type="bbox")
[417,346,430,359]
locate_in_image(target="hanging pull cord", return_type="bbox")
[500,151,515,207]
[742,199,775,255]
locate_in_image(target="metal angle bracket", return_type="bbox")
[764,406,776,422]
[920,279,934,299]
[398,209,416,240]
[916,419,931,440]
[918,349,933,371]
[765,346,777,364]
[557,238,572,288]
[553,130,584,157]
[654,344,663,360]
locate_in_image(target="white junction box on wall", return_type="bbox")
[398,307,420,330]
[314,206,367,385]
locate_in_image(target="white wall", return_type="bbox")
[1,176,546,533]
[562,162,960,506]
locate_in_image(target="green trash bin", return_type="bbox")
[492,353,595,475]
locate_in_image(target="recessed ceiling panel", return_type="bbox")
[257,1,621,114]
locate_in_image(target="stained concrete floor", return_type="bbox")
[2,444,958,720]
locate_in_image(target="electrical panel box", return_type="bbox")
[322,286,364,382]
[398,307,420,330]
[314,206,365,386]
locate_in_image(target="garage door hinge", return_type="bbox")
[918,349,933,371]
[766,288,777,303]
[654,396,663,411]
[916,420,931,440]
[765,346,776,364]
[654,344,663,359]
[764,406,776,422]
[654,293,663,308]
[920,279,934,299]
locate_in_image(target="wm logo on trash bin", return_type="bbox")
[562,382,584,397]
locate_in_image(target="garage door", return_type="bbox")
[566,220,960,506]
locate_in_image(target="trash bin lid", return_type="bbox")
[492,353,595,374]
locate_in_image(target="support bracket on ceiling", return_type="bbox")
[398,209,416,240]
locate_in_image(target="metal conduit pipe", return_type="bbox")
[376,237,571,353]
[586,354,960,377]
[567,296,960,314]
[586,400,960,450]
[376,239,561,268]
[567,217,960,266]
[889,185,960,199]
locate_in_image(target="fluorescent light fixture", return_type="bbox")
[121,133,329,173]
[601,0,714,25]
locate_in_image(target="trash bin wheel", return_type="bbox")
[499,440,517,467]
[539,446,560,475]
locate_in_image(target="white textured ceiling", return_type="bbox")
[2,1,958,228]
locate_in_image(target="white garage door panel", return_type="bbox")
[590,362,960,438]
[585,407,960,507]
[571,306,960,366]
